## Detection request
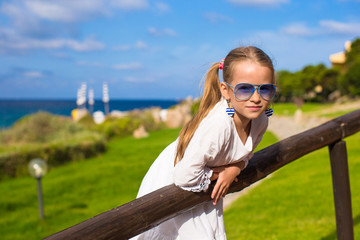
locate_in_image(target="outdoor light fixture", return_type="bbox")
[28,158,48,219]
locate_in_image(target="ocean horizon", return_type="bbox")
[0,99,180,129]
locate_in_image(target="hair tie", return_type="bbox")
[219,58,225,70]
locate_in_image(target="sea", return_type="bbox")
[0,99,179,129]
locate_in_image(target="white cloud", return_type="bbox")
[69,38,105,51]
[77,61,104,67]
[135,40,148,49]
[112,45,131,51]
[49,52,70,59]
[203,12,233,24]
[0,29,105,52]
[226,0,289,7]
[1,0,108,24]
[319,20,360,35]
[148,27,177,37]
[110,0,149,10]
[25,1,96,22]
[23,71,44,78]
[123,76,155,83]
[281,20,360,37]
[112,41,151,51]
[154,2,170,14]
[112,62,143,70]
[1,0,148,24]
[148,27,161,37]
[251,29,353,71]
[0,0,113,53]
[280,22,313,36]
[164,28,177,37]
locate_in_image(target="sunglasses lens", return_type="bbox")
[234,84,254,100]
[260,84,276,101]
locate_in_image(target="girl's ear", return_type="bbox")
[219,82,231,100]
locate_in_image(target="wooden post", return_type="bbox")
[329,141,354,240]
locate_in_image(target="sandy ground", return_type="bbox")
[223,100,360,209]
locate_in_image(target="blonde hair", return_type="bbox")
[174,46,274,165]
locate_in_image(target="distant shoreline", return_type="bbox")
[0,99,181,129]
[0,98,181,101]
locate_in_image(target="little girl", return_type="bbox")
[132,46,276,239]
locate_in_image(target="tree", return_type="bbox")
[319,68,340,101]
[276,70,295,102]
[340,60,360,96]
[340,37,360,96]
[345,38,360,66]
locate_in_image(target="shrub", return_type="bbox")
[94,109,165,139]
[0,112,106,179]
[95,116,140,139]
[0,139,106,179]
[340,60,360,97]
[191,99,200,116]
[0,112,85,144]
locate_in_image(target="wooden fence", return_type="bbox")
[46,109,360,240]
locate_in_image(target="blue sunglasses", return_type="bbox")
[225,82,276,101]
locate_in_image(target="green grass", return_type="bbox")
[319,108,359,119]
[224,132,360,240]
[273,102,332,116]
[273,102,359,119]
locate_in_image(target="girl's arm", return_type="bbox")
[210,115,269,205]
[174,118,229,193]
[210,161,245,205]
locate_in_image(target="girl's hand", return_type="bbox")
[210,165,241,205]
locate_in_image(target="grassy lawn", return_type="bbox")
[273,102,331,116]
[224,132,360,240]
[274,102,359,118]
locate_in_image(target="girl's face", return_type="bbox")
[220,60,274,121]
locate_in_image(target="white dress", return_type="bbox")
[131,98,268,240]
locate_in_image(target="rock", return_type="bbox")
[328,90,341,102]
[133,125,149,139]
[160,109,168,122]
[165,98,193,128]
[150,107,162,124]
[166,108,184,128]
[93,111,106,124]
[110,110,128,118]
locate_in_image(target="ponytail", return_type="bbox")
[174,63,222,165]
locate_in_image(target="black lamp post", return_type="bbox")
[28,158,47,220]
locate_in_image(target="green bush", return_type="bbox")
[340,60,360,96]
[0,112,87,144]
[0,139,106,179]
[191,99,200,116]
[95,116,140,139]
[0,112,106,179]
[94,110,165,139]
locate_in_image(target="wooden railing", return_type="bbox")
[46,109,360,240]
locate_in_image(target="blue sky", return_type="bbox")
[0,0,359,100]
